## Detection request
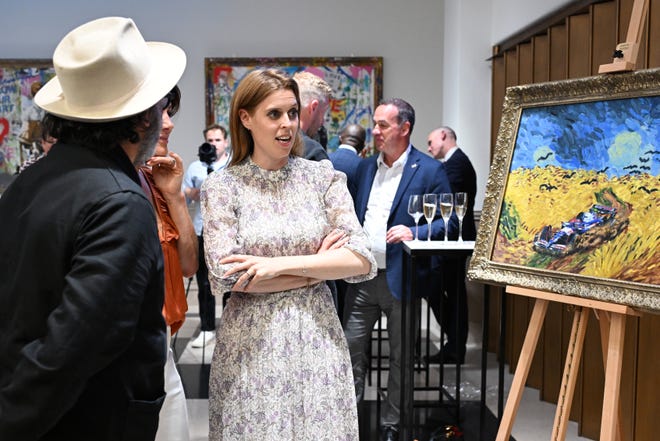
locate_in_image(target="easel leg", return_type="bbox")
[551,307,589,441]
[496,298,549,441]
[599,312,627,441]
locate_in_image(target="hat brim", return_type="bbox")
[35,42,186,122]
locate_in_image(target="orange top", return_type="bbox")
[139,167,188,334]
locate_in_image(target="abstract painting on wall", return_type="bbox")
[205,57,382,153]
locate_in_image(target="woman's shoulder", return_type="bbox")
[293,156,335,176]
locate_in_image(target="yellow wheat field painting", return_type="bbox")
[492,96,659,285]
[469,70,660,310]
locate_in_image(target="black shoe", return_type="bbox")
[424,350,465,365]
[380,426,399,441]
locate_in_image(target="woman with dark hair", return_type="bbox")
[201,69,376,440]
[137,85,197,441]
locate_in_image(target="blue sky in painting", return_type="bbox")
[510,95,660,178]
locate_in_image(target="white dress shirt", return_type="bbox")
[362,145,411,269]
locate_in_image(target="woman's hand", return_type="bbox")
[318,229,349,253]
[221,255,279,290]
[147,152,184,199]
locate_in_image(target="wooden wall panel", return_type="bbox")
[591,1,619,73]
[635,314,660,441]
[490,55,505,156]
[505,50,519,87]
[579,314,606,438]
[533,34,550,83]
[619,317,639,441]
[648,0,660,66]
[517,42,534,85]
[549,24,568,81]
[568,13,592,78]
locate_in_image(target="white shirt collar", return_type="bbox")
[377,144,412,169]
[337,144,357,154]
[442,146,459,162]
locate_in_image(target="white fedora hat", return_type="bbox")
[35,17,186,122]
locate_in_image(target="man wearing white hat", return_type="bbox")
[0,17,186,440]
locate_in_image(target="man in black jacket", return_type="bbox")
[0,17,186,440]
[425,126,477,365]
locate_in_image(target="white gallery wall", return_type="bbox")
[1,0,570,210]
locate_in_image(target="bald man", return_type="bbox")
[425,126,477,365]
[329,124,366,194]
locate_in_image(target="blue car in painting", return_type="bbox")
[533,205,618,256]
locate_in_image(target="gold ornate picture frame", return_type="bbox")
[468,68,660,312]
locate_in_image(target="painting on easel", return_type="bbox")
[469,68,660,312]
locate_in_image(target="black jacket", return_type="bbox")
[0,142,166,441]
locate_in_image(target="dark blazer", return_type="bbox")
[352,147,454,299]
[329,146,362,193]
[443,148,477,241]
[303,133,329,161]
[0,143,166,441]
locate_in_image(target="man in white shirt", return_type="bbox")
[343,98,454,441]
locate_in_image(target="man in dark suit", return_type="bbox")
[329,123,366,194]
[293,71,332,161]
[343,99,455,441]
[425,126,477,364]
[0,17,186,440]
[330,123,367,318]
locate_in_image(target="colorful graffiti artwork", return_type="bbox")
[205,57,383,152]
[0,60,55,181]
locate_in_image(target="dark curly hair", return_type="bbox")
[40,86,180,154]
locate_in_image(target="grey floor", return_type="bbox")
[177,278,590,441]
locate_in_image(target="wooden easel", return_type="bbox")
[598,0,649,73]
[495,286,641,441]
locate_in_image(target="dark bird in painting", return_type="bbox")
[539,183,558,191]
[536,152,554,161]
[580,178,598,185]
[638,186,657,194]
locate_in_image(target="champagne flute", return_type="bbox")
[422,193,437,241]
[407,195,423,241]
[454,192,467,242]
[439,193,453,242]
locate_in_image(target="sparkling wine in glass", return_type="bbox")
[422,193,437,241]
[407,194,423,241]
[439,193,453,242]
[454,192,467,242]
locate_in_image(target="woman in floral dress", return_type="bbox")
[201,68,377,441]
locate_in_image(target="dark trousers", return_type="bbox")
[196,235,216,331]
[428,258,468,357]
[342,271,402,429]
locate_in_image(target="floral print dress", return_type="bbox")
[201,157,377,441]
